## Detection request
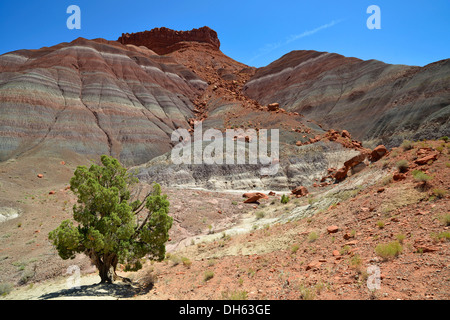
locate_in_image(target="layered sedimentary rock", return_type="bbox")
[134,139,360,191]
[1,26,448,175]
[243,50,450,147]
[0,37,207,165]
[118,26,221,55]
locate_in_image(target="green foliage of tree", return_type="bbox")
[48,155,173,283]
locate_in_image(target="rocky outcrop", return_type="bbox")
[291,186,308,197]
[243,50,450,147]
[118,26,221,55]
[333,166,349,181]
[369,145,388,162]
[134,140,361,191]
[414,152,438,165]
[243,192,268,203]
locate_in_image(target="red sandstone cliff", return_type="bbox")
[118,26,220,55]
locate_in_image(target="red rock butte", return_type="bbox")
[118,26,221,55]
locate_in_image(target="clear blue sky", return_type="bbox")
[0,0,449,67]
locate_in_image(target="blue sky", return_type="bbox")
[0,0,448,67]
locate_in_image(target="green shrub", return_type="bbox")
[340,245,350,255]
[221,290,248,300]
[203,270,214,282]
[375,241,403,260]
[349,254,362,269]
[281,194,290,204]
[291,244,300,254]
[19,268,35,285]
[440,136,449,142]
[381,175,393,186]
[431,231,450,243]
[0,283,13,296]
[298,284,316,300]
[181,257,192,268]
[376,220,385,229]
[401,140,414,151]
[395,159,409,173]
[308,231,319,242]
[412,170,432,184]
[395,234,406,244]
[166,253,181,266]
[255,211,265,219]
[432,188,447,199]
[439,214,450,226]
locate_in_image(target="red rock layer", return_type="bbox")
[118,26,221,55]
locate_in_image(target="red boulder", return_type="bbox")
[369,145,388,162]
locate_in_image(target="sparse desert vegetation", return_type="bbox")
[0,138,448,301]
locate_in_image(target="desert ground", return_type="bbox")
[1,139,448,300]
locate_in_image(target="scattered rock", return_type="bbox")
[369,145,388,162]
[416,147,433,156]
[327,225,339,233]
[267,103,280,111]
[243,192,268,199]
[333,166,349,181]
[414,240,440,252]
[393,172,406,181]
[305,260,322,271]
[37,174,43,178]
[341,130,351,139]
[291,186,308,197]
[326,129,340,141]
[48,191,56,195]
[343,232,355,240]
[344,152,367,169]
[414,153,438,165]
[244,194,265,203]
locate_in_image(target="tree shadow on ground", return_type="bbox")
[38,280,154,300]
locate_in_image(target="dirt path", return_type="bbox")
[1,272,149,300]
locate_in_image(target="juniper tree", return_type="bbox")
[49,155,172,283]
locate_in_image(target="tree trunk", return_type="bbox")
[98,263,112,283]
[88,251,116,283]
